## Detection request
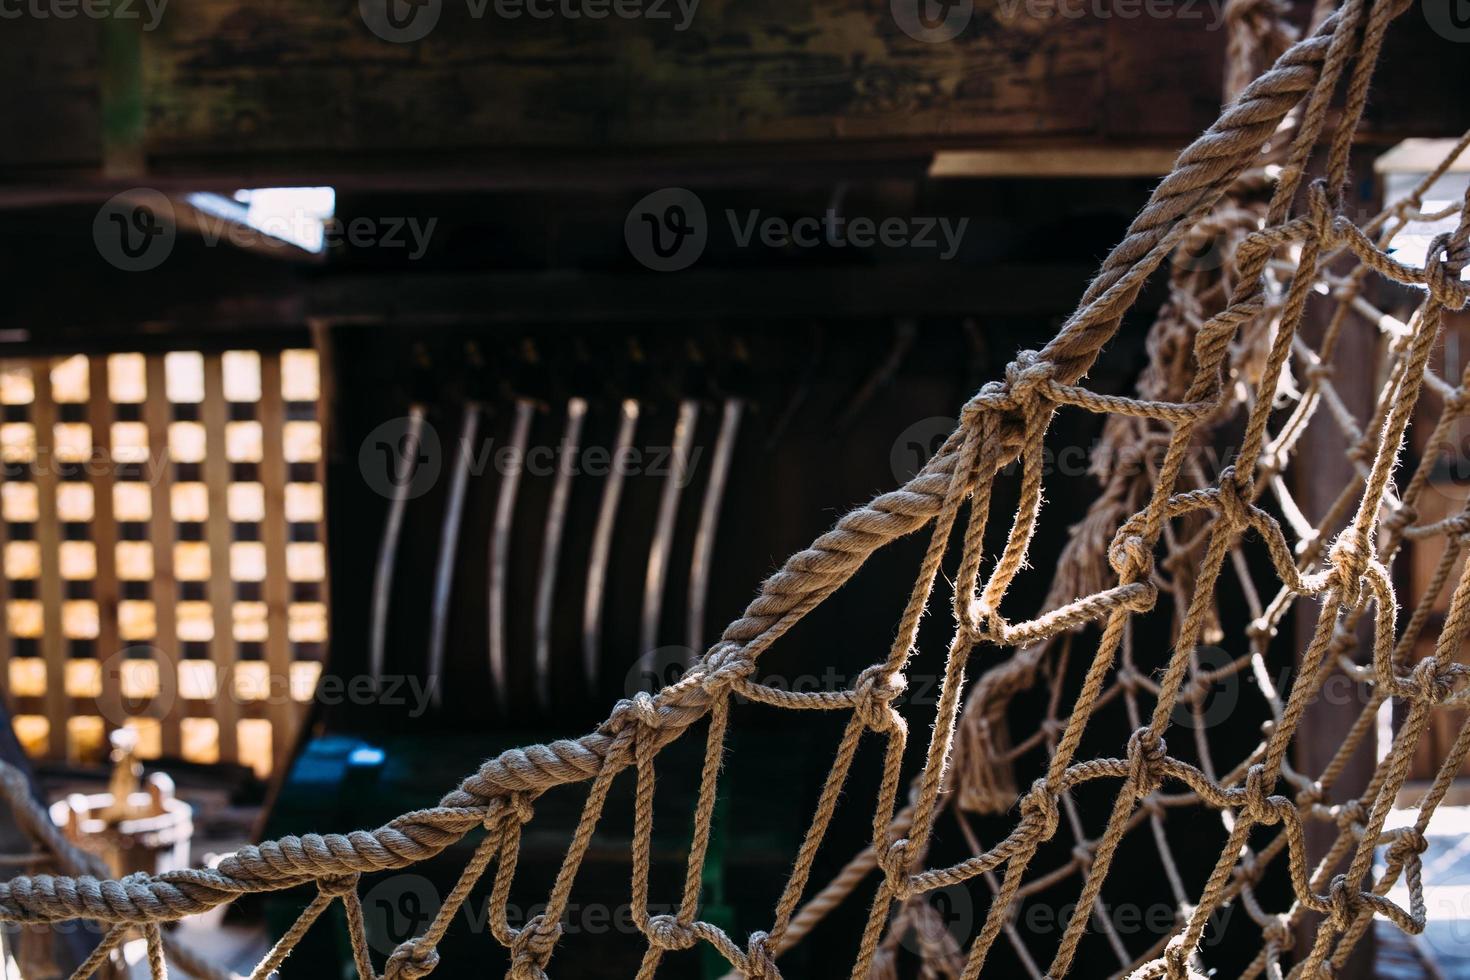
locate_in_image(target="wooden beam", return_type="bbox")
[930,146,1179,178]
[30,360,66,759]
[258,352,295,772]
[200,353,239,764]
[144,354,182,759]
[87,357,123,745]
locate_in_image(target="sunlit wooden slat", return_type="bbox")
[201,352,238,764]
[89,356,123,743]
[144,354,182,758]
[32,358,65,758]
[260,351,296,770]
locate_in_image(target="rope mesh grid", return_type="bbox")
[3,1,1470,978]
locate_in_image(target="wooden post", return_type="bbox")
[87,357,122,744]
[144,355,181,759]
[31,360,66,759]
[259,351,294,772]
[200,353,238,764]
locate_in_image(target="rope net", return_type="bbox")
[4,0,1470,977]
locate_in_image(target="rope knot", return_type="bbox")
[1327,531,1370,605]
[1410,658,1462,705]
[1335,799,1367,833]
[385,937,442,980]
[646,914,698,951]
[510,792,536,825]
[1214,467,1253,529]
[1162,940,1197,980]
[1003,349,1054,406]
[1387,827,1429,865]
[628,691,662,730]
[744,931,782,979]
[1424,231,1470,310]
[508,914,561,980]
[877,838,914,896]
[1108,532,1153,583]
[962,381,1009,419]
[1070,843,1094,873]
[1306,180,1338,246]
[1261,914,1295,953]
[1240,764,1280,825]
[1125,729,1167,798]
[316,873,360,898]
[1018,780,1060,841]
[852,665,907,732]
[1326,874,1361,930]
[695,643,756,695]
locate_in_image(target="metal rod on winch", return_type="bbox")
[489,398,535,714]
[533,397,587,711]
[639,399,699,675]
[686,398,742,660]
[369,404,427,687]
[583,398,639,695]
[426,401,480,709]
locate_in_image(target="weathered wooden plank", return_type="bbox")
[257,351,294,771]
[140,0,1107,157]
[4,2,1467,182]
[200,352,239,763]
[144,354,182,758]
[0,362,11,715]
[87,357,123,744]
[30,360,67,759]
